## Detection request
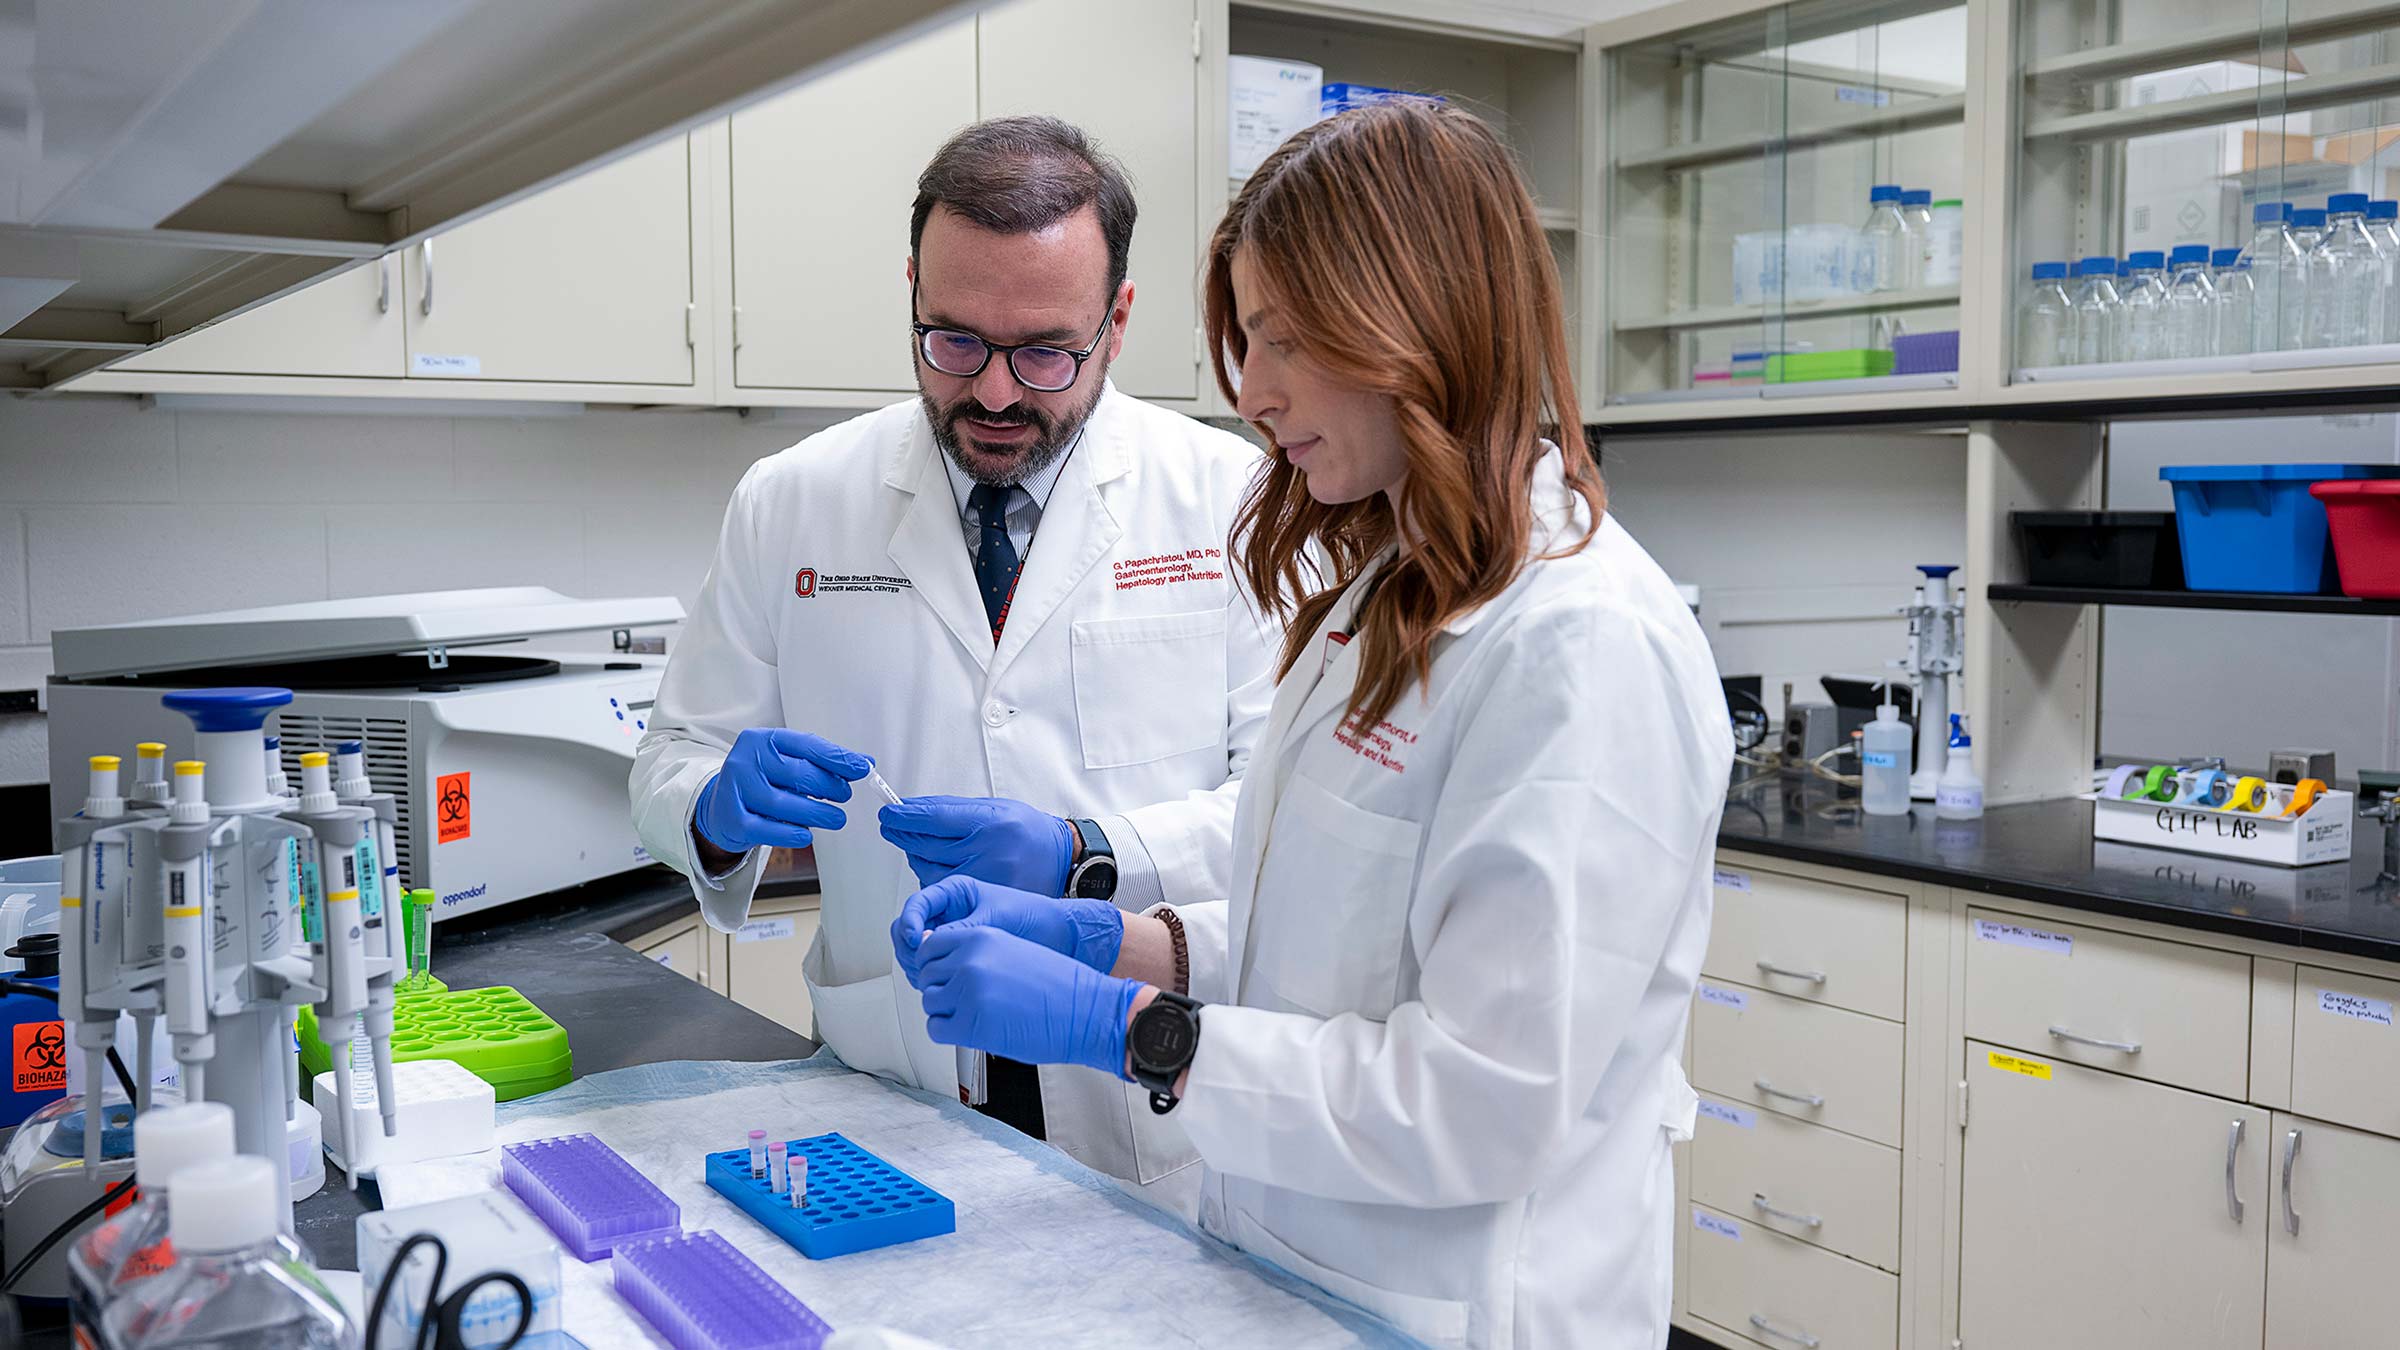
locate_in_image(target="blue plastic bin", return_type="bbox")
[2160,463,2400,593]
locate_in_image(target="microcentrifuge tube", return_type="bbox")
[866,766,902,808]
[749,1129,767,1178]
[790,1155,808,1207]
[769,1139,789,1195]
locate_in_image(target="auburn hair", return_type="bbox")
[1205,99,1604,731]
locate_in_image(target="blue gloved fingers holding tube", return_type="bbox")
[694,728,873,854]
[891,875,1126,989]
[878,795,1077,893]
[915,926,1137,1081]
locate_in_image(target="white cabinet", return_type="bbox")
[722,895,822,1039]
[2264,1112,2400,1350]
[978,0,1200,403]
[403,137,695,386]
[112,254,406,378]
[1687,1204,1898,1350]
[1958,1043,2269,1350]
[630,914,707,985]
[728,21,978,394]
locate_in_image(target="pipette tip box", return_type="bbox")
[503,1132,681,1261]
[704,1132,953,1259]
[613,1229,832,1350]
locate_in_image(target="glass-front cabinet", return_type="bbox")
[1600,0,1973,411]
[2012,0,2400,388]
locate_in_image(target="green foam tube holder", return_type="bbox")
[299,985,571,1103]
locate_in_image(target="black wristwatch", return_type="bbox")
[1067,817,1117,901]
[1128,989,1204,1113]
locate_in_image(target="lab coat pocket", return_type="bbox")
[1247,773,1421,1021]
[1230,1209,1472,1348]
[799,926,916,1086]
[1069,609,1227,769]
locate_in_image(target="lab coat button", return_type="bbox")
[984,703,1006,727]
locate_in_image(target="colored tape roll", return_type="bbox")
[2224,776,2269,813]
[2136,765,2178,802]
[2180,768,2230,808]
[2280,778,2327,819]
[2103,765,2145,799]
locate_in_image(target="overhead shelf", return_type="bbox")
[2023,1,2400,85]
[1615,93,1966,174]
[1614,284,1960,333]
[1987,583,2400,616]
[2025,57,2400,143]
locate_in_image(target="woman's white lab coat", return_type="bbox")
[1171,448,1731,1349]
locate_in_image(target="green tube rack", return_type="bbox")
[298,985,572,1103]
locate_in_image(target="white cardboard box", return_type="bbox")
[317,1057,496,1178]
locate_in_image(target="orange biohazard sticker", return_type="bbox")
[437,771,471,843]
[14,1019,67,1093]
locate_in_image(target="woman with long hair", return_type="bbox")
[886,99,1731,1348]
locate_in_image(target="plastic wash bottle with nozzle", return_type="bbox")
[1861,699,1913,816]
[1935,715,1984,820]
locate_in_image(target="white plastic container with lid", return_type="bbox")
[68,1101,237,1334]
[358,1191,562,1350]
[1922,198,1964,286]
[102,1154,352,1349]
[1860,699,1914,816]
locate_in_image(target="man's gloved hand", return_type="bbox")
[913,926,1136,1081]
[693,729,872,854]
[890,875,1125,989]
[877,796,1077,894]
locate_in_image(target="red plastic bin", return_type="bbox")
[2313,480,2400,598]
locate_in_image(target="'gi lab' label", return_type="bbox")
[1713,868,1752,892]
[2318,989,2394,1026]
[1693,1209,1742,1241]
[1698,984,1749,1011]
[1697,1099,1757,1130]
[1974,918,2073,956]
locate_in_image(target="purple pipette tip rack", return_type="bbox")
[502,1132,681,1261]
[612,1230,833,1350]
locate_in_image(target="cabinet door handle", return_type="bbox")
[2226,1119,2247,1224]
[1756,959,1827,984]
[377,254,390,314]
[1753,1078,1825,1109]
[419,239,435,317]
[2048,1025,2142,1054]
[1748,1313,1821,1348]
[2282,1128,2302,1237]
[1751,1192,1823,1229]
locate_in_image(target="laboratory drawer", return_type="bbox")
[1690,1093,1902,1273]
[1691,981,1904,1148]
[2290,965,2400,1138]
[1706,861,1907,1022]
[1687,1203,1898,1350]
[1963,908,2249,1101]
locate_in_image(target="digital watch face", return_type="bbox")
[1134,1004,1196,1071]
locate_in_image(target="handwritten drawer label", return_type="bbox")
[1698,984,1749,1011]
[412,352,481,376]
[736,916,798,945]
[1975,918,2073,956]
[1713,868,1752,893]
[1697,1099,1757,1130]
[2318,989,2394,1026]
[1988,1050,2053,1080]
[1693,1209,1742,1242]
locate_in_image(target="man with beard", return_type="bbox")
[631,117,1273,1213]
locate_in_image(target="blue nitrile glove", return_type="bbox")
[693,729,872,854]
[914,926,1137,1081]
[890,875,1125,989]
[877,795,1077,894]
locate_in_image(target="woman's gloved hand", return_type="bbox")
[912,926,1136,1081]
[890,875,1124,988]
[877,796,1077,893]
[692,729,871,854]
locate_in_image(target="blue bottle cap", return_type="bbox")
[2078,255,2117,274]
[2373,200,2399,221]
[1918,564,1959,578]
[2292,207,2327,228]
[2211,247,2242,267]
[1869,184,1903,203]
[1901,189,1933,206]
[2330,192,2369,214]
[2129,250,2167,269]
[2255,201,2290,223]
[160,687,293,734]
[2031,261,2068,279]
[2169,243,2210,265]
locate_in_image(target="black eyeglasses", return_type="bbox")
[910,278,1111,393]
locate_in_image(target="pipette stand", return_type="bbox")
[1901,564,1964,801]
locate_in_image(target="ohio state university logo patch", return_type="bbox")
[794,569,817,597]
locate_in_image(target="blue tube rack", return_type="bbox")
[613,1229,831,1350]
[503,1132,681,1261]
[703,1132,953,1259]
